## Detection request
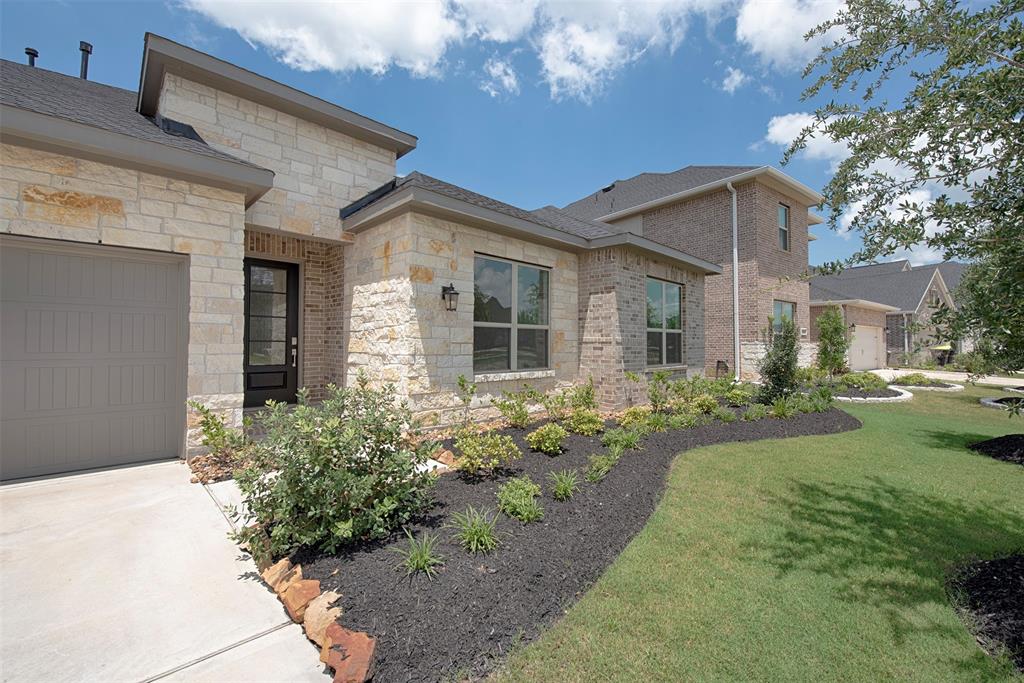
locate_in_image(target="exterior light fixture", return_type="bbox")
[441,283,459,312]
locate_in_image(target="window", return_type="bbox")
[778,203,790,251]
[773,300,795,333]
[646,278,683,366]
[473,255,550,373]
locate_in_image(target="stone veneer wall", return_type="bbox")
[0,142,247,453]
[343,211,579,425]
[245,229,345,401]
[157,73,396,242]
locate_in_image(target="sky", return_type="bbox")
[0,0,936,267]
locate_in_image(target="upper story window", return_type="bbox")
[473,255,550,373]
[646,278,683,366]
[773,300,795,333]
[778,203,790,251]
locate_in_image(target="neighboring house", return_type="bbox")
[561,165,824,379]
[809,260,960,368]
[0,35,721,481]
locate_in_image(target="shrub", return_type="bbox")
[233,380,436,555]
[724,387,753,407]
[713,406,737,423]
[456,375,477,425]
[620,406,652,429]
[759,317,799,402]
[548,469,580,501]
[790,393,814,414]
[602,427,643,455]
[838,371,888,391]
[497,476,544,522]
[187,400,246,456]
[449,506,499,554]
[493,390,530,428]
[534,389,571,422]
[743,403,770,421]
[690,394,719,414]
[645,412,670,432]
[394,530,444,578]
[771,396,797,419]
[816,306,850,377]
[453,430,521,475]
[891,372,942,386]
[567,377,598,410]
[795,366,827,384]
[667,412,700,430]
[647,370,673,413]
[564,408,604,436]
[585,453,619,482]
[808,386,834,412]
[525,422,568,455]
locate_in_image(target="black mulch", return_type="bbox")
[894,381,956,389]
[969,434,1024,467]
[833,387,903,399]
[949,554,1024,672]
[295,408,861,683]
[991,397,1024,408]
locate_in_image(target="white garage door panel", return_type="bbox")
[850,324,883,371]
[1,237,186,481]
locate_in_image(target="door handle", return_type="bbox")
[291,347,297,368]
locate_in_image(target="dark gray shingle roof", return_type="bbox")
[561,165,761,220]
[823,260,911,278]
[0,59,264,169]
[930,261,967,291]
[810,266,939,312]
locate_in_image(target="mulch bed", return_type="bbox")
[296,408,861,682]
[949,554,1024,672]
[832,387,903,399]
[893,381,956,389]
[969,434,1024,467]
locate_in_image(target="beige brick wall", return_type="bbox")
[343,211,579,425]
[0,142,246,453]
[158,74,396,242]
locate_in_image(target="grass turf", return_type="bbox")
[496,385,1024,682]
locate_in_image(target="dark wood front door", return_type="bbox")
[244,259,299,407]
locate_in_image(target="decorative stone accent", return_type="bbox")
[260,558,294,591]
[303,591,343,647]
[320,623,376,683]
[274,564,304,596]
[897,383,964,392]
[281,579,321,622]
[834,386,914,403]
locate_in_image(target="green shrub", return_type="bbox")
[493,390,530,428]
[233,380,436,555]
[790,393,814,414]
[533,389,571,422]
[808,386,834,412]
[525,422,568,455]
[454,430,521,475]
[690,393,719,414]
[795,366,827,384]
[394,530,444,578]
[585,453,619,482]
[548,469,580,501]
[647,370,673,412]
[620,406,651,429]
[602,427,643,454]
[645,412,670,432]
[891,372,942,386]
[838,371,888,391]
[743,403,770,421]
[759,317,799,402]
[667,412,700,430]
[497,476,544,522]
[771,396,797,419]
[567,377,598,410]
[724,388,753,407]
[187,400,246,456]
[564,408,604,436]
[713,406,737,423]
[816,306,850,377]
[449,506,499,554]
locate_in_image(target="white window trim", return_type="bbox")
[646,277,684,367]
[778,203,791,252]
[473,254,551,373]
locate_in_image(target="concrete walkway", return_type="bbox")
[0,461,328,683]
[873,368,1021,387]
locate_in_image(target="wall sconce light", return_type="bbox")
[441,283,459,312]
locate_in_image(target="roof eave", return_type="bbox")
[1,104,274,206]
[810,298,901,313]
[137,33,418,159]
[588,233,722,275]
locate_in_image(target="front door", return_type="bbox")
[244,259,299,407]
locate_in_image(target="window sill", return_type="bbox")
[643,364,689,373]
[474,369,555,383]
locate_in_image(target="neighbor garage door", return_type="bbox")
[1,237,187,481]
[849,324,884,371]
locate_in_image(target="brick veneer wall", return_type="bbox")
[0,142,247,454]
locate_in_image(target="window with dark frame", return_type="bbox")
[473,255,550,373]
[778,203,790,251]
[773,300,795,333]
[646,277,683,366]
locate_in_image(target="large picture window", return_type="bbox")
[473,255,550,373]
[646,277,683,366]
[778,203,790,251]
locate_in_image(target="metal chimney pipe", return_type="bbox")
[25,48,39,66]
[79,41,92,79]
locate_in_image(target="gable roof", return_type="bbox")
[930,261,967,292]
[820,260,911,279]
[810,266,943,313]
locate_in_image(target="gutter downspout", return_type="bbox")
[726,182,740,381]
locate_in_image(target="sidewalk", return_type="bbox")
[873,368,1021,387]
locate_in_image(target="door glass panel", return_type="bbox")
[250,291,288,317]
[249,340,286,366]
[473,326,511,372]
[517,329,548,369]
[473,257,512,323]
[250,266,288,292]
[249,316,286,341]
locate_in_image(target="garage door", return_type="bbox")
[1,237,186,481]
[849,324,884,371]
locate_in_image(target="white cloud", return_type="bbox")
[735,0,844,71]
[719,66,749,93]
[480,56,520,98]
[763,112,849,169]
[458,0,539,42]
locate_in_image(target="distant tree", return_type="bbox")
[816,306,849,377]
[786,0,1024,375]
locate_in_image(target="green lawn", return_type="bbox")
[498,385,1024,682]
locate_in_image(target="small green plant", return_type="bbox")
[724,388,753,407]
[548,469,580,501]
[564,408,604,436]
[645,411,670,432]
[497,476,544,522]
[602,427,643,454]
[620,405,651,429]
[526,388,571,422]
[837,371,888,391]
[816,305,850,377]
[187,400,245,455]
[690,394,719,414]
[585,452,619,482]
[567,377,598,410]
[454,430,521,475]
[667,412,699,430]
[743,403,769,421]
[713,406,737,423]
[493,390,530,428]
[525,422,568,455]
[790,393,814,414]
[771,396,797,419]
[394,530,444,578]
[808,386,834,412]
[449,506,499,554]
[647,370,673,412]
[759,316,799,402]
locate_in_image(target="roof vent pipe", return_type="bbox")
[79,41,92,79]
[25,48,38,66]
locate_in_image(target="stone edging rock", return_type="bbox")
[259,555,376,682]
[834,386,914,403]
[892,383,964,392]
[1004,386,1024,395]
[980,397,1019,410]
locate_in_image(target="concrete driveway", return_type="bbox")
[0,461,329,683]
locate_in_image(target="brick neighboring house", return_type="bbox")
[809,260,960,368]
[0,35,721,481]
[561,166,824,379]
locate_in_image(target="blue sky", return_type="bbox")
[1,0,905,266]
